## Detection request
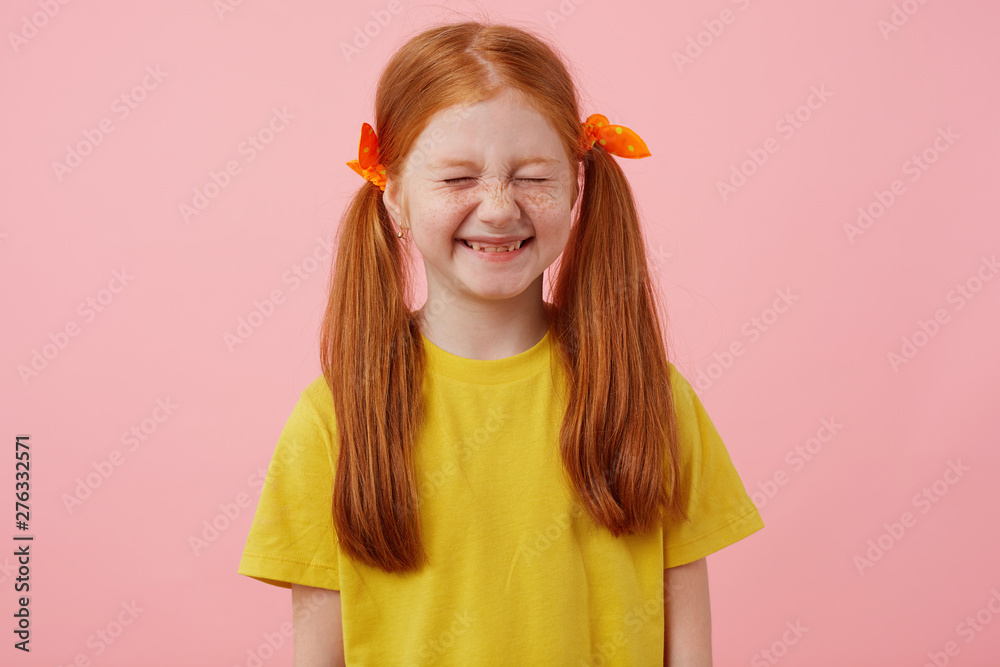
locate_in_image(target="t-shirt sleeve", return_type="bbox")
[663,362,764,568]
[237,378,341,590]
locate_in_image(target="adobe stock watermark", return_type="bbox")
[922,587,1000,667]
[843,126,959,243]
[750,620,809,666]
[506,501,586,585]
[581,570,689,666]
[223,234,334,352]
[672,0,756,73]
[749,416,844,510]
[419,280,458,324]
[605,242,675,302]
[647,243,674,277]
[545,0,588,29]
[414,609,473,664]
[340,0,403,62]
[52,65,169,182]
[61,398,180,514]
[234,624,292,667]
[887,254,997,372]
[691,287,800,393]
[17,268,135,385]
[7,0,73,54]
[853,458,970,576]
[199,426,309,560]
[0,556,20,585]
[189,466,268,556]
[717,84,833,202]
[413,404,508,512]
[179,107,294,223]
[56,600,144,667]
[233,585,341,666]
[877,0,932,40]
[213,0,248,20]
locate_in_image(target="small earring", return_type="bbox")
[396,228,407,240]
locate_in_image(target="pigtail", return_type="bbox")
[320,182,427,573]
[550,144,687,535]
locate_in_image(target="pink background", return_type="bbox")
[3,0,999,665]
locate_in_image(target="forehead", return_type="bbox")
[412,90,567,170]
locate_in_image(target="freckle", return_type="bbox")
[491,182,507,207]
[524,190,559,210]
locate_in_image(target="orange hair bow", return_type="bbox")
[347,113,650,190]
[580,113,651,158]
[345,122,387,191]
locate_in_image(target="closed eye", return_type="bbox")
[443,177,547,184]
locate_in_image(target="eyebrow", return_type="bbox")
[427,156,562,170]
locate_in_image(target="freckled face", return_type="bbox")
[382,88,579,307]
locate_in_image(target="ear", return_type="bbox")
[382,179,409,230]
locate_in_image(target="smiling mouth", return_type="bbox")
[457,237,533,253]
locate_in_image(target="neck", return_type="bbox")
[416,281,550,360]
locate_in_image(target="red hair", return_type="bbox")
[320,20,685,573]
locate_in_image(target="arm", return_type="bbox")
[663,557,712,666]
[291,583,345,667]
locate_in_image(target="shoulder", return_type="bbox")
[666,361,698,414]
[665,362,718,442]
[274,375,339,471]
[300,374,335,417]
[286,375,338,438]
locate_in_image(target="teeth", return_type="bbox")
[463,239,524,253]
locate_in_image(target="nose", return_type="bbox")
[476,179,521,227]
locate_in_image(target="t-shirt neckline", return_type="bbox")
[420,327,553,385]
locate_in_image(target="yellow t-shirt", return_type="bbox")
[238,327,763,665]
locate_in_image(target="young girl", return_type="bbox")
[239,20,763,666]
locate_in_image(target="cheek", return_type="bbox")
[522,188,572,219]
[427,190,477,220]
[522,189,573,251]
[412,191,477,242]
